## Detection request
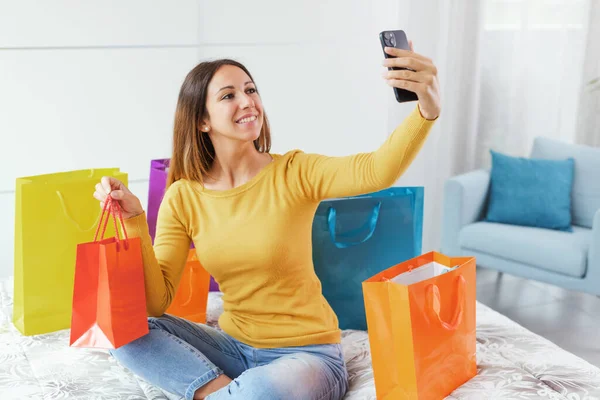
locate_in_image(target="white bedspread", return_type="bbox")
[1,276,599,399]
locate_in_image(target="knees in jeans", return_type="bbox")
[109,317,159,361]
[221,372,283,400]
[108,339,136,362]
[147,314,186,335]
[147,316,164,330]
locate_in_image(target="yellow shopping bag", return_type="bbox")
[13,168,128,336]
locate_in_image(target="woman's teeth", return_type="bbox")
[237,115,257,124]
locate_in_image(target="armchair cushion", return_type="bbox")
[589,209,600,277]
[459,222,591,278]
[486,150,574,231]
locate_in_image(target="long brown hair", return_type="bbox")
[167,59,271,187]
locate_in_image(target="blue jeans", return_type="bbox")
[109,314,349,400]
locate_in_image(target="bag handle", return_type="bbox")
[180,252,199,307]
[426,275,465,331]
[93,196,130,252]
[56,191,102,232]
[327,202,381,249]
[180,267,195,307]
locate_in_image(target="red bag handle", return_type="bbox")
[426,275,465,331]
[93,196,130,251]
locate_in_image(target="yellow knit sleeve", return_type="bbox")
[123,182,191,316]
[288,105,436,201]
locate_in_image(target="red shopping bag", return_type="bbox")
[70,197,148,349]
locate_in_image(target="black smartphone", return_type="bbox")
[379,30,418,103]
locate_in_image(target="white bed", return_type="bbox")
[1,276,599,399]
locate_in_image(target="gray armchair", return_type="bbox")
[441,137,600,295]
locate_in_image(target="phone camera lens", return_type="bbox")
[390,35,396,46]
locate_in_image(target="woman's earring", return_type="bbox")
[203,126,209,132]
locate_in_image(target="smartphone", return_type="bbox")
[379,30,418,103]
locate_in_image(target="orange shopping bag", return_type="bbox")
[70,197,149,349]
[362,251,477,399]
[166,249,211,323]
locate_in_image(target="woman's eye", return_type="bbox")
[221,88,255,100]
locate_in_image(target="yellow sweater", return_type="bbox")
[124,105,436,348]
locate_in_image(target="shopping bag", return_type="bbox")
[13,168,127,336]
[362,251,477,400]
[70,197,148,349]
[166,249,211,323]
[312,187,423,330]
[147,158,170,243]
[147,158,220,291]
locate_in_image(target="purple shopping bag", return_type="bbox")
[147,159,169,242]
[147,159,220,292]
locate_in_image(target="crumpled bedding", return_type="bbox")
[2,276,599,399]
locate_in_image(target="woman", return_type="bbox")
[94,42,440,400]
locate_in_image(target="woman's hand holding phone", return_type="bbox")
[382,41,441,120]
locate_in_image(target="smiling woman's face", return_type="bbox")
[202,64,264,144]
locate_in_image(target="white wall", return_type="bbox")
[1,1,439,279]
[0,1,200,279]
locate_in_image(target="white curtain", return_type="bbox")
[576,0,600,147]
[475,0,592,165]
[398,0,595,251]
[395,0,485,251]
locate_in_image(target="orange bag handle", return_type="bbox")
[180,252,201,307]
[180,267,195,307]
[93,196,130,251]
[426,275,465,331]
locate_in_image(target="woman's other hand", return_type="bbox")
[93,176,144,219]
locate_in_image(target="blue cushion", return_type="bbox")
[486,150,574,231]
[530,137,600,229]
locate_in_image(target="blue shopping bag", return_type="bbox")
[312,187,424,330]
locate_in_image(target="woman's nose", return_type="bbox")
[240,93,255,108]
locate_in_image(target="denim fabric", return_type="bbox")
[109,314,348,400]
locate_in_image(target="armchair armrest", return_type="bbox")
[587,209,600,283]
[441,169,490,256]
